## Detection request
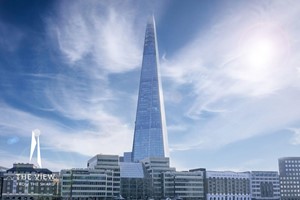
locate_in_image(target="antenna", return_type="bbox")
[29,129,42,168]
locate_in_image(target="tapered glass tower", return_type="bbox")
[132,17,168,162]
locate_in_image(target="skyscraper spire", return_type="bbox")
[132,16,169,162]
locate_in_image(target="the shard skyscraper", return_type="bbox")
[132,17,169,162]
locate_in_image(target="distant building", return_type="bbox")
[0,166,8,172]
[278,157,300,200]
[60,168,114,199]
[141,157,176,199]
[250,171,280,200]
[61,154,206,200]
[1,163,58,200]
[0,166,8,200]
[88,154,120,197]
[162,170,205,200]
[123,152,132,163]
[61,154,121,199]
[205,171,251,200]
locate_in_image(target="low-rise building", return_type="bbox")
[142,157,176,199]
[250,171,280,200]
[61,154,121,199]
[205,171,251,200]
[60,168,111,199]
[1,163,58,200]
[162,170,205,200]
[120,162,151,199]
[88,154,121,197]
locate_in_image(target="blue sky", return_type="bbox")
[1,0,300,172]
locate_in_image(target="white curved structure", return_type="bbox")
[29,129,42,168]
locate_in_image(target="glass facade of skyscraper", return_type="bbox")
[132,17,168,162]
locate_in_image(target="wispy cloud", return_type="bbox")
[0,102,133,159]
[42,0,163,130]
[163,1,300,150]
[48,1,146,74]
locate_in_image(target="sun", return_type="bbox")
[240,25,280,69]
[235,22,289,82]
[244,37,275,67]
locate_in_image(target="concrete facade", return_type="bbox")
[60,168,116,199]
[279,157,300,200]
[162,170,205,200]
[250,171,280,200]
[205,171,251,200]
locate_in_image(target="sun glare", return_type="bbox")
[233,23,290,83]
[238,31,279,81]
[238,23,287,70]
[245,38,275,67]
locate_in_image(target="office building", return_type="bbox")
[61,155,121,199]
[278,157,300,200]
[142,157,176,199]
[88,154,121,197]
[205,171,251,200]
[60,168,113,199]
[250,171,280,200]
[119,162,151,199]
[132,16,168,162]
[162,170,205,200]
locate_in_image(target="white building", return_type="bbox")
[206,171,251,200]
[61,154,121,199]
[60,168,112,199]
[162,170,205,200]
[141,157,176,199]
[250,171,280,200]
